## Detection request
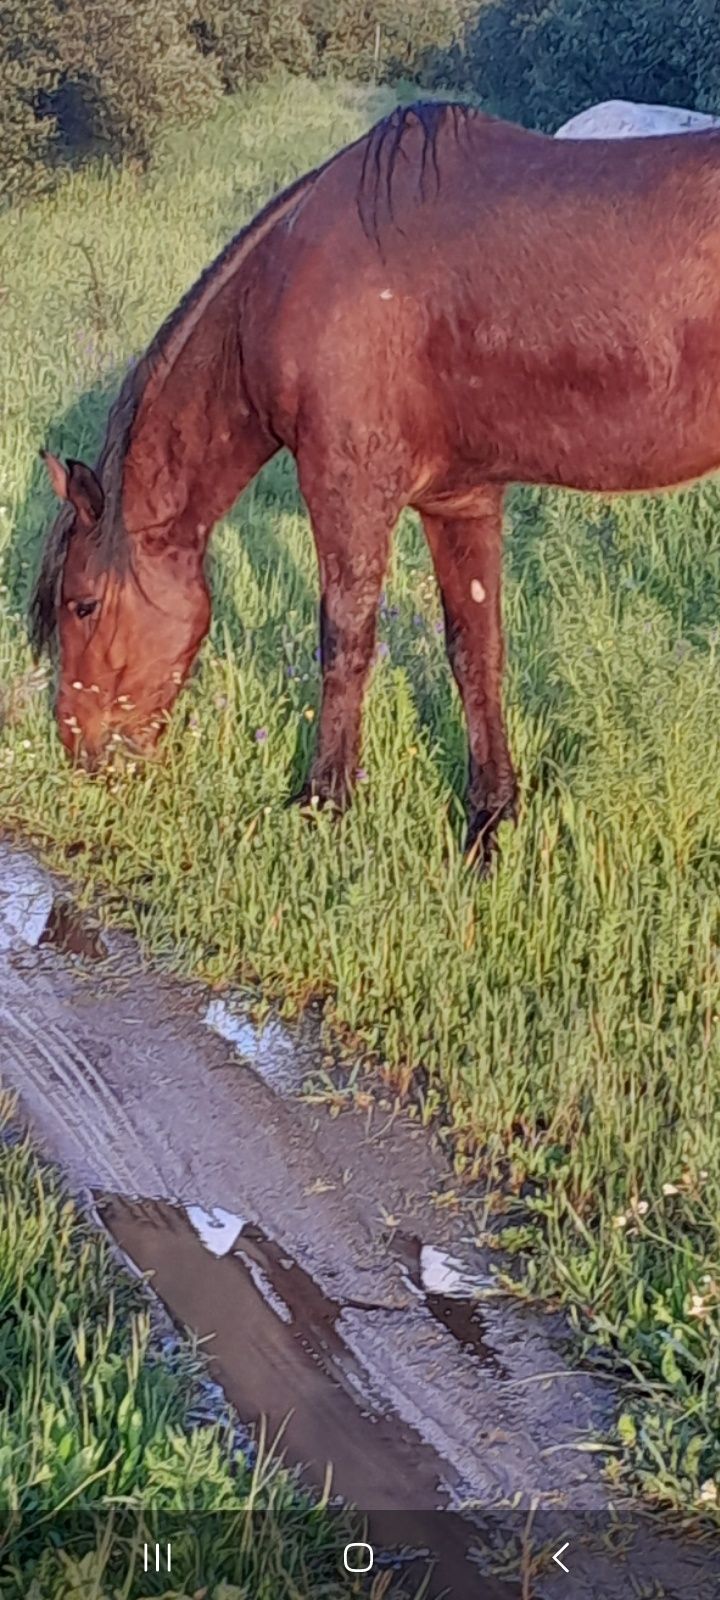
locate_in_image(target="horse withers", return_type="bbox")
[33,101,720,869]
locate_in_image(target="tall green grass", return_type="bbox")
[1,75,720,1513]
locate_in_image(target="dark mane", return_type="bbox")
[28,159,331,657]
[358,100,484,247]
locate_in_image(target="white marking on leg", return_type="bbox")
[470,579,486,603]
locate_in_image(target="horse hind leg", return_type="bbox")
[420,488,518,872]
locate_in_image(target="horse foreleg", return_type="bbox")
[296,476,394,811]
[421,489,517,871]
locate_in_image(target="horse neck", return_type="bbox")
[123,356,275,550]
[118,170,319,547]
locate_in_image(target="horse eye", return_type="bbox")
[73,599,99,619]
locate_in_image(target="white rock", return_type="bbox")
[555,98,720,140]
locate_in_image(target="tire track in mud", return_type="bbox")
[1,1003,143,1194]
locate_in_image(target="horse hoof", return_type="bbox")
[464,798,516,874]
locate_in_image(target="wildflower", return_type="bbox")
[634,1200,649,1217]
[406,745,418,758]
[613,1214,627,1229]
[663,1183,680,1196]
[356,768,368,782]
[377,641,389,660]
[254,727,268,743]
[699,1481,718,1505]
[688,1290,709,1320]
[304,707,315,722]
[435,620,444,634]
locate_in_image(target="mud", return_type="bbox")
[1,840,719,1599]
[100,1196,500,1599]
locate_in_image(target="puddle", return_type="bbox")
[38,896,109,960]
[419,1244,496,1300]
[99,1195,499,1600]
[186,1204,247,1257]
[0,850,53,951]
[204,996,311,1094]
[391,1234,506,1375]
[0,848,107,961]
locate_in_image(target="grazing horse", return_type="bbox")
[31,101,720,868]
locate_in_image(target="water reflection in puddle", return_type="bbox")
[203,996,309,1093]
[419,1244,495,1300]
[186,1203,247,1257]
[0,851,54,951]
[0,846,108,959]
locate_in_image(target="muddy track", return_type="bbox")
[1,841,718,1598]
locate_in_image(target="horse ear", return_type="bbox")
[41,450,69,501]
[41,451,104,525]
[66,459,105,523]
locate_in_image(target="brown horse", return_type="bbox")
[31,101,720,868]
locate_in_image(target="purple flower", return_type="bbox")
[286,665,296,677]
[255,727,268,743]
[435,620,444,634]
[356,768,368,782]
[377,641,390,660]
[314,647,321,662]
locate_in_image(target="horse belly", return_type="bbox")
[442,330,720,494]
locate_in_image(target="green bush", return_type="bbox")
[50,0,223,163]
[455,0,720,131]
[303,0,473,83]
[2,0,222,204]
[0,1,60,203]
[2,0,472,208]
[191,0,316,94]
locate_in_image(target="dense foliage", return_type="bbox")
[1,0,468,201]
[455,0,720,130]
